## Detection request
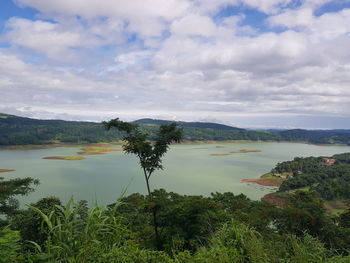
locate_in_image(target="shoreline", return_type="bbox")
[0,142,123,150]
[0,140,347,150]
[241,178,283,187]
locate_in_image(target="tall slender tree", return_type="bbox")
[103,118,183,249]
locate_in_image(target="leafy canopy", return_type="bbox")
[103,118,182,176]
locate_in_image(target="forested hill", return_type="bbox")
[0,113,350,145]
[133,118,244,130]
[272,152,350,201]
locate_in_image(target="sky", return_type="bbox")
[0,0,350,129]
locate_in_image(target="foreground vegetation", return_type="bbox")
[1,190,350,263]
[1,113,350,145]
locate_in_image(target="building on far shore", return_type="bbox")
[322,158,336,165]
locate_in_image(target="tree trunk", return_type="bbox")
[142,168,162,250]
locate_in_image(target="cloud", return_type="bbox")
[3,17,106,61]
[269,7,350,40]
[171,14,218,37]
[0,0,349,128]
[15,0,190,37]
[242,0,294,14]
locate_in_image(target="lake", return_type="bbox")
[1,142,350,206]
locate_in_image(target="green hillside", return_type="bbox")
[0,113,350,145]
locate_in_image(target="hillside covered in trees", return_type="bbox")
[1,113,350,145]
[269,152,350,202]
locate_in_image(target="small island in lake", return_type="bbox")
[0,169,16,173]
[231,149,262,153]
[210,153,231,156]
[43,156,86,160]
[77,146,123,155]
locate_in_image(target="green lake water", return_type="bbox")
[1,142,350,206]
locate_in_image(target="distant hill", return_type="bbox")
[0,113,121,145]
[278,129,350,144]
[0,113,349,145]
[133,118,244,131]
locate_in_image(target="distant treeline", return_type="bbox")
[1,113,350,145]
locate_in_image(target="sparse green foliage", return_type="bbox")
[103,118,182,179]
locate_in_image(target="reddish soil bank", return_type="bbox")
[262,193,287,206]
[241,178,282,187]
[0,169,16,173]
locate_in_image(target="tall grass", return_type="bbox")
[28,199,134,262]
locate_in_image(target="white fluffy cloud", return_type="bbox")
[15,0,190,37]
[3,18,103,60]
[0,0,349,128]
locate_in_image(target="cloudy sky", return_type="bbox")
[0,0,350,129]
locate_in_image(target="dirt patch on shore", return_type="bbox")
[241,178,283,186]
[0,169,16,173]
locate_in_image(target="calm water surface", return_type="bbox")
[1,142,350,205]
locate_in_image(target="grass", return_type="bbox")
[43,156,86,160]
[324,200,349,214]
[261,172,274,179]
[288,186,310,194]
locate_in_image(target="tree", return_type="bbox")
[0,177,39,227]
[103,118,183,249]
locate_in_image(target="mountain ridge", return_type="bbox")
[0,113,349,145]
